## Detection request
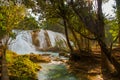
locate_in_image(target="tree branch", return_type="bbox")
[110,34,119,54]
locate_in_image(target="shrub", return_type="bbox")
[8,56,41,80]
[6,50,18,63]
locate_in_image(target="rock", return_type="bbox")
[29,54,51,63]
[59,52,70,57]
[52,57,61,61]
[31,30,40,47]
[40,56,51,62]
[41,54,51,56]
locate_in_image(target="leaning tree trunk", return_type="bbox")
[97,0,117,74]
[98,39,120,74]
[63,17,80,60]
[63,17,73,53]
[65,17,83,60]
[69,27,81,52]
[66,18,81,53]
[115,0,120,47]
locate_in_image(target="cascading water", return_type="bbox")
[8,29,67,54]
[47,30,67,48]
[9,30,36,54]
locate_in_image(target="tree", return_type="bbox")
[115,0,120,46]
[69,0,120,75]
[36,0,74,53]
[33,0,94,60]
[0,2,26,80]
[18,16,40,30]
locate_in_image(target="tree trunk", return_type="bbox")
[1,48,9,80]
[97,0,116,74]
[71,29,81,52]
[67,22,81,52]
[98,39,120,74]
[63,18,73,52]
[87,39,91,51]
[96,1,120,74]
[63,18,78,60]
[119,30,120,46]
[115,0,120,46]
[81,36,84,49]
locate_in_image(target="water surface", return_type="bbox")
[38,61,79,80]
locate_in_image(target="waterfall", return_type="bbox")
[8,29,67,54]
[47,30,67,47]
[9,30,36,54]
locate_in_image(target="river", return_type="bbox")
[38,60,79,80]
[37,54,79,80]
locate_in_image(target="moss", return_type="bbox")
[6,50,18,63]
[8,56,41,80]
[6,51,41,80]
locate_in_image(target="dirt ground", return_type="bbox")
[68,48,120,80]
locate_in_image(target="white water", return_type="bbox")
[8,30,67,54]
[47,30,67,47]
[9,30,35,54]
[38,29,47,48]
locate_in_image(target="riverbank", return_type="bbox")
[2,49,120,80]
[1,50,45,80]
[0,50,69,80]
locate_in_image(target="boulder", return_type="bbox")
[59,52,70,57]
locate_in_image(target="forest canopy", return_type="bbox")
[1,0,120,80]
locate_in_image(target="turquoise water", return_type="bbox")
[38,61,79,80]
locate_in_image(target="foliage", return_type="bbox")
[41,19,64,33]
[55,39,66,48]
[35,0,72,33]
[6,51,41,80]
[0,2,26,39]
[115,0,120,25]
[105,19,119,43]
[18,16,40,30]
[69,32,80,48]
[8,56,41,80]
[22,0,35,8]
[6,50,18,63]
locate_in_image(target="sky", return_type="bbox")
[102,0,115,18]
